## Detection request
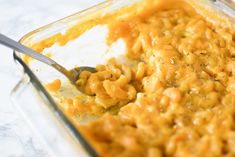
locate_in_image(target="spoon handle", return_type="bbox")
[0,33,57,66]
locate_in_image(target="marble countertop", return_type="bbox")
[0,0,103,156]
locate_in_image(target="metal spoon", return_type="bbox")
[0,33,96,87]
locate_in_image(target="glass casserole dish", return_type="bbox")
[11,0,235,157]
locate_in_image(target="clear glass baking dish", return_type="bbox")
[10,0,235,157]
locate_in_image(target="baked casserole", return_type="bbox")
[24,0,235,156]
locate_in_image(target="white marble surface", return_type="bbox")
[0,0,103,156]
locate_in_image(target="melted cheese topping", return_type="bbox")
[28,0,235,156]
